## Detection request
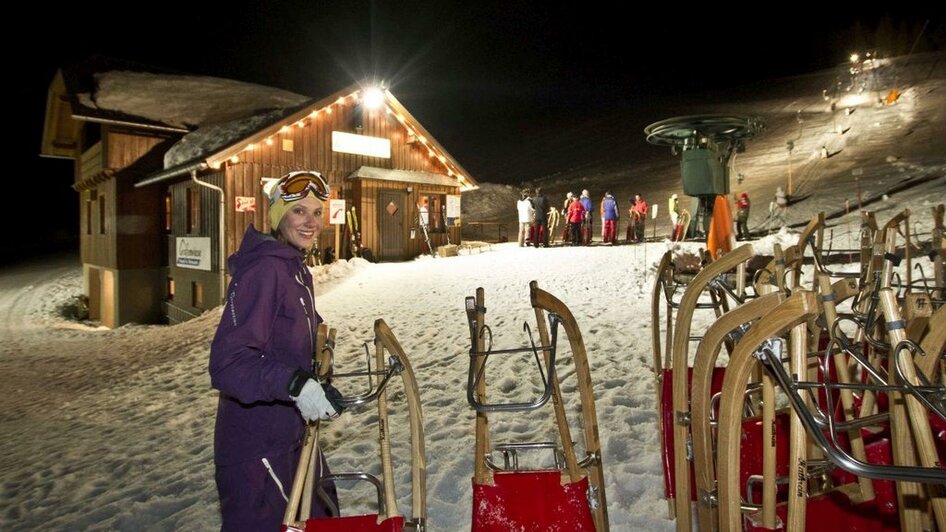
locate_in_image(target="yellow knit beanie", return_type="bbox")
[267,171,330,230]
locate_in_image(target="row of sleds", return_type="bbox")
[653,205,946,531]
[281,285,610,530]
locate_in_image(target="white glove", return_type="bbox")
[292,379,338,421]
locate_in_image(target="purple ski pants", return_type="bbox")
[215,447,337,531]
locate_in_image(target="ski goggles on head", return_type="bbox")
[276,171,330,203]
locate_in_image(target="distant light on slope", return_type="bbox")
[838,93,871,108]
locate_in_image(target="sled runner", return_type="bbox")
[283,320,426,532]
[465,282,609,531]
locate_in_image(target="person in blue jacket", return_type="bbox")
[209,170,341,530]
[600,192,619,244]
[579,189,593,245]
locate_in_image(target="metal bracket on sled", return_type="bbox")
[698,488,718,508]
[486,441,566,471]
[755,335,946,483]
[330,343,405,409]
[465,302,562,413]
[587,484,601,510]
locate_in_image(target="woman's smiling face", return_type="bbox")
[277,195,323,250]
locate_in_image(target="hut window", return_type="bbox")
[98,194,106,234]
[85,195,93,235]
[187,188,200,234]
[166,277,175,300]
[192,281,203,309]
[165,191,172,232]
[419,194,446,233]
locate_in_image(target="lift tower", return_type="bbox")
[644,115,764,237]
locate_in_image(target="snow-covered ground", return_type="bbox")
[1,172,943,529]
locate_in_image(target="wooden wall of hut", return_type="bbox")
[216,96,461,261]
[78,128,177,269]
[80,179,116,268]
[165,173,225,316]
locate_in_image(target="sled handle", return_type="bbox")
[486,442,564,471]
[317,472,386,516]
[466,318,559,413]
[330,360,403,408]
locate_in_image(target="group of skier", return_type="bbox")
[516,189,652,246]
[515,186,790,246]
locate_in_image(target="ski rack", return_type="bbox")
[466,283,609,532]
[417,203,436,258]
[283,320,426,532]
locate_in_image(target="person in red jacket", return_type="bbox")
[629,193,648,243]
[566,195,586,246]
[735,192,750,240]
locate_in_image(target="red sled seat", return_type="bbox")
[660,367,728,501]
[472,471,595,531]
[743,485,900,532]
[282,514,405,532]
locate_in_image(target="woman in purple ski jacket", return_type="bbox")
[209,171,341,530]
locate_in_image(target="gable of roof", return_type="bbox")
[150,84,478,191]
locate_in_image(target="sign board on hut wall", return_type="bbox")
[446,194,461,226]
[235,196,256,212]
[329,199,346,225]
[331,131,391,158]
[175,237,212,271]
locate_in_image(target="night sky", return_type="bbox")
[12,2,941,261]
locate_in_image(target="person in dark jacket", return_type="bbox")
[532,187,550,247]
[209,170,341,531]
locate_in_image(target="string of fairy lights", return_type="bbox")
[210,88,473,191]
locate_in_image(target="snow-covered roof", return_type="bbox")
[77,71,309,130]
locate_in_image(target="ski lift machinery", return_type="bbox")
[644,115,765,237]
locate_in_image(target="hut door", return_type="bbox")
[378,189,405,261]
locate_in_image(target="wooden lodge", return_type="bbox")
[42,58,478,327]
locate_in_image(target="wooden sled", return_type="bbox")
[662,209,946,532]
[283,320,426,532]
[668,244,754,531]
[466,283,608,531]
